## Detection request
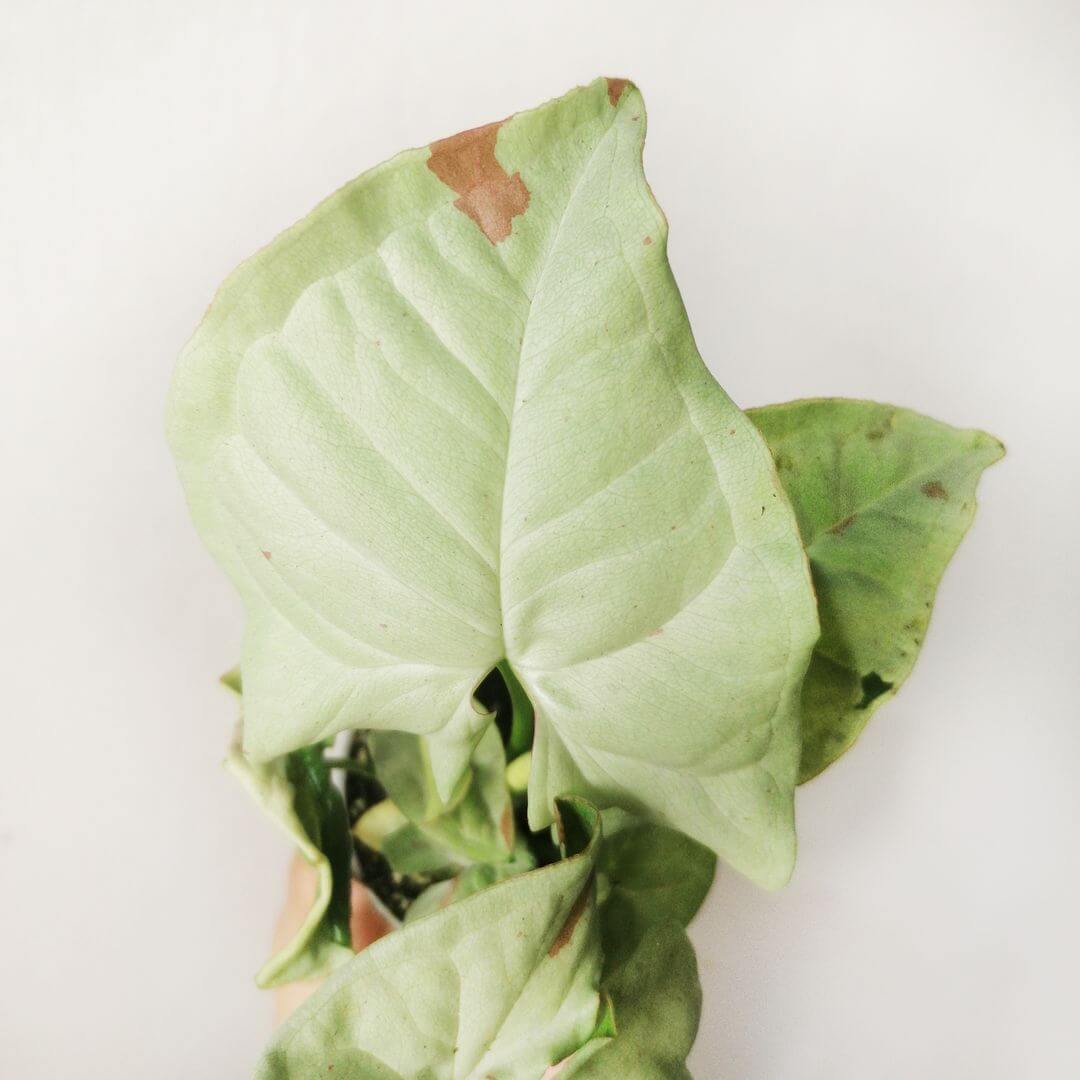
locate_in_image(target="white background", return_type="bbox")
[3,2,1078,1076]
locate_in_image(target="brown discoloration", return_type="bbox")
[921,480,948,500]
[548,878,593,958]
[261,550,272,560]
[643,235,653,245]
[500,805,514,849]
[606,77,630,108]
[553,804,567,849]
[648,627,664,637]
[829,514,856,536]
[427,122,530,244]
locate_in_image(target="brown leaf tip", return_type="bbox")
[606,77,631,108]
[921,480,948,499]
[427,121,530,244]
[548,878,593,958]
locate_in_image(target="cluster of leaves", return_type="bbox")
[167,78,1001,1076]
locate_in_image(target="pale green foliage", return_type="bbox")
[403,854,537,924]
[224,722,353,987]
[170,77,1003,1077]
[750,399,1004,780]
[255,801,604,1080]
[369,725,514,867]
[167,77,819,888]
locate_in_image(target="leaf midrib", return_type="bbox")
[493,109,623,659]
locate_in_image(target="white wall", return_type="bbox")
[3,2,1077,1076]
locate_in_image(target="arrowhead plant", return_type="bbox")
[167,77,1002,1076]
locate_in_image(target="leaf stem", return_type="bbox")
[497,660,535,759]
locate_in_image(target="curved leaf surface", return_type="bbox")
[369,724,514,866]
[749,399,1004,780]
[255,800,603,1080]
[596,808,716,969]
[168,77,818,886]
[562,921,702,1080]
[225,724,353,987]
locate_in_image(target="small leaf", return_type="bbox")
[219,665,242,695]
[561,921,702,1079]
[369,723,514,866]
[224,723,353,987]
[255,799,604,1080]
[597,808,716,968]
[404,849,537,924]
[167,76,819,887]
[749,398,1004,780]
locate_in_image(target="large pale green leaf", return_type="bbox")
[224,722,353,987]
[255,800,603,1080]
[749,399,1004,781]
[167,76,818,887]
[562,921,702,1080]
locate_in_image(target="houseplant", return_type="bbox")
[167,76,1001,1076]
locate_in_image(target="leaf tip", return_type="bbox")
[427,120,530,244]
[604,76,633,108]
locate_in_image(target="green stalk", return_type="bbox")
[496,660,534,759]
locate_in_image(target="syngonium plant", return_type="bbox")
[167,77,1003,1076]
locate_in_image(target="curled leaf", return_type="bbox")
[369,723,515,866]
[256,799,604,1079]
[225,726,353,987]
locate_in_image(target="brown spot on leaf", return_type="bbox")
[829,514,856,536]
[261,550,272,560]
[648,627,664,637]
[500,805,514,849]
[553,804,567,849]
[549,878,593,958]
[643,235,653,245]
[921,480,948,500]
[427,122,529,243]
[606,77,630,108]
